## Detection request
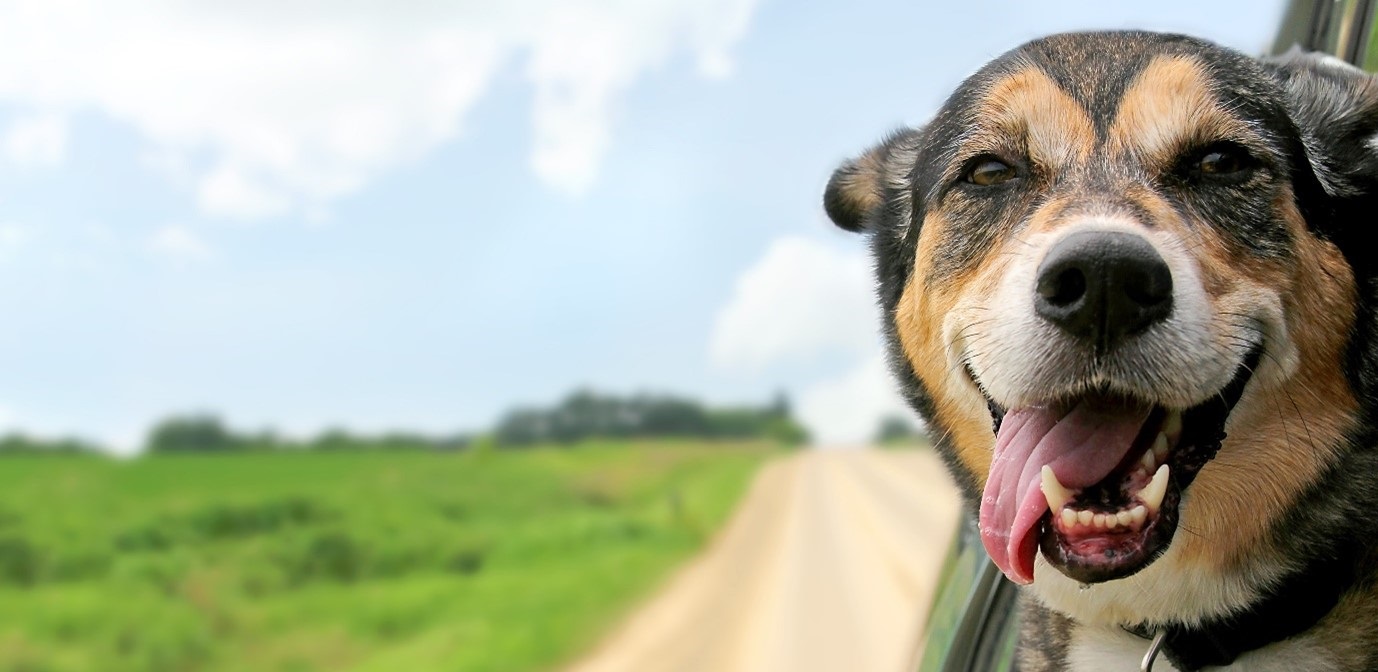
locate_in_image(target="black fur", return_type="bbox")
[1260,52,1378,672]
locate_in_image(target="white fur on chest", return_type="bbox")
[1067,626,1337,672]
[1029,539,1284,626]
[1034,540,1338,670]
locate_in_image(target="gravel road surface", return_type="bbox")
[566,448,962,672]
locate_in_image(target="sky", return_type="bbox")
[0,0,1289,453]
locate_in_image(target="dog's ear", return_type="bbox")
[824,128,921,233]
[1266,51,1378,203]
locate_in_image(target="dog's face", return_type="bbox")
[828,31,1376,624]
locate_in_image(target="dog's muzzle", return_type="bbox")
[977,229,1262,585]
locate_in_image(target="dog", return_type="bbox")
[824,31,1378,671]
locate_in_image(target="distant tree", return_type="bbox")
[636,394,710,437]
[492,389,809,447]
[246,429,285,450]
[0,433,100,456]
[431,434,472,452]
[703,408,761,437]
[493,408,550,447]
[874,415,925,446]
[302,428,470,452]
[146,415,242,453]
[378,431,469,451]
[308,428,359,451]
[767,390,791,418]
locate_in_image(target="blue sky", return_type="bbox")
[0,0,1287,452]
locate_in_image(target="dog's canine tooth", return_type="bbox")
[1142,464,1170,514]
[1040,465,1073,511]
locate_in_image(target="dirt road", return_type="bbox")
[566,448,962,672]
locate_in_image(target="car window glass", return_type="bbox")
[1364,6,1378,70]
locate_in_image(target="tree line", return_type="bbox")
[492,390,807,446]
[0,389,812,456]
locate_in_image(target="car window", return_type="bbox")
[916,518,1020,672]
[1272,0,1377,65]
[1365,6,1378,70]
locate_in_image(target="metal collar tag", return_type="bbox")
[1141,630,1167,672]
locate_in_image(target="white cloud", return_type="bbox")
[797,353,911,445]
[0,0,758,217]
[197,164,290,219]
[3,114,66,168]
[148,225,212,264]
[710,235,877,369]
[712,234,919,444]
[524,0,755,193]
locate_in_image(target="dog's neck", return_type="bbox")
[1120,546,1358,671]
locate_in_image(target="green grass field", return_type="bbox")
[0,441,774,672]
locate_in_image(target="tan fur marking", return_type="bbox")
[974,66,1095,171]
[1180,196,1357,571]
[1109,55,1252,166]
[891,70,1096,480]
[1123,182,1186,232]
[894,214,993,486]
[838,150,885,217]
[1018,193,1078,237]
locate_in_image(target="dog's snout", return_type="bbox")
[1035,231,1173,351]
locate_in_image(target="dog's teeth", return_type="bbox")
[1117,510,1133,527]
[1141,464,1170,514]
[1040,465,1073,511]
[1140,449,1156,471]
[1092,513,1105,529]
[1061,508,1077,528]
[1152,432,1170,462]
[1078,510,1094,526]
[1164,410,1183,443]
[1130,505,1147,526]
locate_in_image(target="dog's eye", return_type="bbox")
[1186,143,1257,181]
[965,159,1017,186]
[1199,150,1245,175]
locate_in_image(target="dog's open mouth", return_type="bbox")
[975,347,1262,585]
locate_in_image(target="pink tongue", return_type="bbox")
[978,399,1151,584]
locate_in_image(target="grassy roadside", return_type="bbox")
[0,441,776,672]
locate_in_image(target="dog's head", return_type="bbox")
[828,31,1378,621]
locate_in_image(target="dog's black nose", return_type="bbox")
[1035,231,1173,352]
